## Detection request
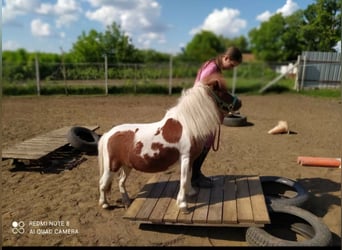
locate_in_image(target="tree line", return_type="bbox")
[3,0,341,82]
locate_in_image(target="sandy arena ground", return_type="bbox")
[2,93,341,246]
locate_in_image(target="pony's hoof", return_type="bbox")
[179,206,190,214]
[101,203,109,209]
[187,188,198,197]
[122,198,132,209]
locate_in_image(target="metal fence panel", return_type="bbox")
[299,51,341,89]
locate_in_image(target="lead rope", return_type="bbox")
[211,124,221,152]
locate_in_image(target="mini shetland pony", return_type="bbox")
[98,73,241,212]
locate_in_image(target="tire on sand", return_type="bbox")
[223,114,247,127]
[260,176,309,207]
[67,126,100,154]
[245,204,332,246]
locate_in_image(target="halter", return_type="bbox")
[208,87,238,113]
[207,87,239,152]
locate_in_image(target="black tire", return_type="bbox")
[223,114,247,127]
[245,204,332,246]
[260,176,309,207]
[67,126,100,154]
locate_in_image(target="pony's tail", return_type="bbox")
[98,134,105,177]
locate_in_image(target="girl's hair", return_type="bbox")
[215,46,242,69]
[225,46,243,63]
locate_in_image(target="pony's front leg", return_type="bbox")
[118,166,132,209]
[177,156,197,213]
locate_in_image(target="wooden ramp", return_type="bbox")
[2,125,99,161]
[123,173,270,227]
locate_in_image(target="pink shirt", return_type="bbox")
[194,59,221,86]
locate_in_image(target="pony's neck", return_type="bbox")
[170,84,221,141]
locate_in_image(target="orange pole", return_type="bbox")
[297,156,341,168]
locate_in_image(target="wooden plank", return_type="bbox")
[124,173,270,227]
[162,178,180,223]
[176,188,198,224]
[2,125,99,160]
[236,176,254,223]
[248,176,270,224]
[134,174,170,221]
[191,186,211,224]
[123,174,160,220]
[207,176,224,224]
[149,174,179,223]
[222,176,237,224]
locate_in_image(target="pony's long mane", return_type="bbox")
[168,83,221,142]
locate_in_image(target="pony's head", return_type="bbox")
[201,73,242,114]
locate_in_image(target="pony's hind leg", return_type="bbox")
[118,166,132,209]
[99,169,114,209]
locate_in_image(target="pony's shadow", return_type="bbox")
[298,177,341,217]
[298,177,341,246]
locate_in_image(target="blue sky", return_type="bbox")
[2,0,317,54]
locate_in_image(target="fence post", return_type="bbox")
[35,53,40,96]
[60,47,68,95]
[168,54,173,95]
[294,55,301,91]
[104,54,108,95]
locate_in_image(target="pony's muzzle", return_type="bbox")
[231,97,242,112]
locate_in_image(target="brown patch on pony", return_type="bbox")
[107,129,180,173]
[154,128,161,136]
[130,142,179,173]
[107,130,135,172]
[162,118,182,143]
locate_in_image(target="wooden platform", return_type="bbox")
[2,125,99,161]
[123,173,270,227]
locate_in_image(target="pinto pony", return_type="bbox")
[98,73,241,212]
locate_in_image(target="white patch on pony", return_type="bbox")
[105,120,180,159]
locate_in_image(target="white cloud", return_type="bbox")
[137,32,166,48]
[256,0,299,22]
[85,0,169,49]
[190,8,247,37]
[37,0,82,28]
[31,19,52,37]
[2,0,40,24]
[276,0,299,16]
[3,40,21,51]
[256,11,272,22]
[85,6,118,27]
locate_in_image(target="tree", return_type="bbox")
[182,30,226,62]
[300,0,341,51]
[248,14,286,61]
[281,10,306,60]
[68,22,139,63]
[99,22,139,63]
[69,29,103,62]
[219,35,250,53]
[249,0,341,61]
